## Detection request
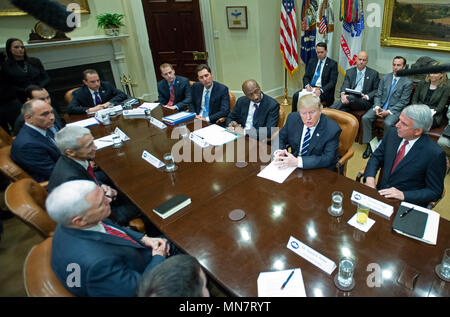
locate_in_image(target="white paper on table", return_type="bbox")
[94,134,115,150]
[347,213,376,232]
[66,117,99,128]
[257,160,296,184]
[191,124,238,146]
[138,102,160,111]
[257,268,306,297]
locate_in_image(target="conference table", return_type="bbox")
[68,105,450,297]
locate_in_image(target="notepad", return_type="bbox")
[153,194,191,219]
[257,268,306,297]
[162,111,196,125]
[190,124,238,146]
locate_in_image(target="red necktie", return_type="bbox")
[391,140,409,173]
[101,222,137,244]
[167,84,175,106]
[87,164,98,184]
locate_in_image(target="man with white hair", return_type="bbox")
[46,180,174,297]
[364,104,446,207]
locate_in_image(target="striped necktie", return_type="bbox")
[94,91,102,105]
[391,140,408,173]
[201,90,210,118]
[101,222,137,244]
[301,127,311,156]
[311,60,323,87]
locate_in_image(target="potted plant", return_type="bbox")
[96,13,125,36]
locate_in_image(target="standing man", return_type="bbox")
[226,80,280,140]
[331,51,380,112]
[364,104,446,207]
[292,42,338,111]
[361,56,413,158]
[157,63,192,111]
[67,69,128,115]
[190,64,230,124]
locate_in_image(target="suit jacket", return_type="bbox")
[364,127,446,207]
[48,155,95,192]
[67,82,128,115]
[190,81,230,123]
[51,218,165,297]
[10,124,61,182]
[157,75,192,111]
[411,80,449,127]
[278,113,341,170]
[226,93,280,139]
[339,66,380,102]
[302,57,338,107]
[373,73,413,115]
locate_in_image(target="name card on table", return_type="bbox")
[287,236,336,275]
[149,117,167,129]
[351,190,394,219]
[142,150,165,169]
[114,127,130,142]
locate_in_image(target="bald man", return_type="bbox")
[225,80,279,140]
[331,51,380,112]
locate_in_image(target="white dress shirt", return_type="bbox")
[297,117,320,168]
[244,93,264,131]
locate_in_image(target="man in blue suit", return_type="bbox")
[274,93,341,170]
[364,104,446,207]
[157,63,192,111]
[190,64,230,125]
[10,99,61,182]
[46,180,174,297]
[67,69,128,115]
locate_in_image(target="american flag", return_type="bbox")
[280,0,299,76]
[319,15,328,34]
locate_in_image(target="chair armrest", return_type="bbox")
[336,148,354,169]
[128,218,145,233]
[215,117,226,124]
[39,181,48,189]
[355,166,366,183]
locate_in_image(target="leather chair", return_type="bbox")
[322,108,359,176]
[5,178,56,238]
[211,91,236,125]
[64,87,80,105]
[266,107,286,143]
[0,126,13,148]
[24,237,75,297]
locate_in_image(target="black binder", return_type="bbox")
[392,205,428,239]
[153,194,191,219]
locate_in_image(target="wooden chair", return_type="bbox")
[320,108,359,176]
[64,87,80,105]
[214,91,236,125]
[23,237,75,297]
[5,178,56,238]
[0,126,13,148]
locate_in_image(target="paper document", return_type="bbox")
[190,124,238,146]
[94,128,130,150]
[67,117,99,128]
[347,213,376,232]
[257,268,306,297]
[138,102,160,111]
[257,160,296,184]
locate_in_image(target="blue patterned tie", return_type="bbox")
[301,127,311,156]
[201,90,210,118]
[311,60,323,86]
[382,78,398,110]
[94,91,102,105]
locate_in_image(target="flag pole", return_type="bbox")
[281,68,289,107]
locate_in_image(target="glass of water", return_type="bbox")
[337,257,355,288]
[330,191,344,216]
[440,248,450,280]
[163,153,177,172]
[112,133,122,148]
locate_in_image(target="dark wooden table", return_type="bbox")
[69,106,450,297]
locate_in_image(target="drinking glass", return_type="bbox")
[440,248,450,280]
[356,204,370,225]
[337,257,355,288]
[330,191,343,216]
[163,153,176,172]
[112,133,122,148]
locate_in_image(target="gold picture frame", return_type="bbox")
[380,0,449,52]
[0,0,90,16]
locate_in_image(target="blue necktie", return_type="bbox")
[301,127,311,156]
[252,104,259,127]
[382,78,398,110]
[46,129,56,145]
[311,60,323,87]
[354,71,363,91]
[94,91,102,105]
[201,90,210,118]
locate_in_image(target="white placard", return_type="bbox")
[142,150,165,169]
[351,190,394,218]
[66,117,99,128]
[97,105,123,117]
[123,108,148,118]
[189,132,209,148]
[114,128,130,141]
[287,236,336,275]
[139,102,160,111]
[149,117,167,129]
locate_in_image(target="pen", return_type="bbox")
[400,207,414,218]
[281,270,295,290]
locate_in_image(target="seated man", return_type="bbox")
[331,51,380,112]
[190,64,230,125]
[364,104,446,207]
[361,56,413,159]
[273,93,341,171]
[292,42,338,111]
[10,99,61,182]
[46,180,175,297]
[67,69,128,115]
[48,126,143,226]
[157,63,192,111]
[226,79,279,140]
[13,84,65,135]
[136,254,210,297]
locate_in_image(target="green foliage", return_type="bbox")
[96,13,125,29]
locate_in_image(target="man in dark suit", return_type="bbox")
[46,180,175,297]
[364,104,446,207]
[292,42,338,111]
[157,63,192,111]
[361,56,413,158]
[274,93,341,170]
[190,64,230,125]
[67,69,128,115]
[331,51,380,112]
[226,80,280,140]
[13,85,65,135]
[10,99,61,182]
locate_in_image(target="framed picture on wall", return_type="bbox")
[380,0,449,52]
[226,6,248,29]
[0,0,91,16]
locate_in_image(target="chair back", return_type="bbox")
[0,126,13,148]
[24,237,75,297]
[229,91,236,112]
[277,107,286,129]
[5,178,56,238]
[322,108,359,157]
[64,87,80,105]
[0,146,30,182]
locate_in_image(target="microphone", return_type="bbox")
[396,64,450,77]
[10,0,77,33]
